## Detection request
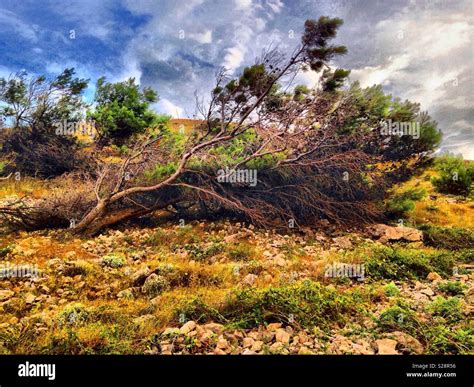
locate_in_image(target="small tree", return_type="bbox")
[0,68,89,176]
[89,77,158,145]
[432,154,474,196]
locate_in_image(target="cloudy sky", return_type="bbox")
[0,0,472,157]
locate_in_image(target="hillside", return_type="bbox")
[0,168,472,355]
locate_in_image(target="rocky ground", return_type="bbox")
[0,220,472,355]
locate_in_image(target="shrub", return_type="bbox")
[420,225,474,250]
[88,77,158,145]
[426,296,463,323]
[386,187,427,218]
[141,273,170,296]
[437,281,466,296]
[63,260,94,277]
[175,281,369,330]
[365,247,455,280]
[431,154,474,196]
[378,303,420,336]
[58,303,89,327]
[0,245,13,258]
[102,253,126,268]
[228,242,255,261]
[383,282,400,297]
[184,242,224,261]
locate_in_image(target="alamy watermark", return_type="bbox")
[217,167,257,187]
[381,119,420,139]
[0,263,39,279]
[325,262,365,281]
[54,119,96,139]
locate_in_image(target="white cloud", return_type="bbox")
[235,0,252,11]
[0,9,38,42]
[222,46,245,72]
[156,99,184,118]
[189,30,213,44]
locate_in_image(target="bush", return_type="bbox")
[228,242,255,261]
[383,282,400,297]
[141,273,170,296]
[386,187,426,218]
[58,303,89,327]
[63,260,94,277]
[175,281,369,330]
[88,77,158,145]
[420,225,474,250]
[102,253,126,268]
[378,303,420,336]
[431,154,474,196]
[0,245,13,258]
[437,281,466,296]
[426,296,463,323]
[365,247,455,280]
[184,242,224,261]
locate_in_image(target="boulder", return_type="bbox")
[367,224,422,243]
[0,290,14,301]
[376,338,399,355]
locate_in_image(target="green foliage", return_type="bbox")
[0,68,88,176]
[176,281,368,330]
[426,296,463,323]
[303,17,347,72]
[383,282,400,297]
[141,274,170,296]
[365,247,455,280]
[184,242,224,261]
[89,77,158,144]
[102,253,126,268]
[437,281,466,296]
[386,187,427,217]
[0,245,13,258]
[378,303,419,335]
[145,162,177,181]
[228,242,255,261]
[420,225,474,250]
[424,324,473,354]
[58,303,90,327]
[431,154,474,196]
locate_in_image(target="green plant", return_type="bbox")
[383,282,400,297]
[228,242,255,261]
[426,296,463,323]
[102,253,126,268]
[386,187,427,217]
[0,245,13,258]
[419,225,474,250]
[365,247,455,280]
[378,303,420,335]
[141,274,170,296]
[58,303,90,327]
[431,154,474,196]
[437,281,466,296]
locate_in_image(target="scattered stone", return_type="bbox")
[180,321,197,335]
[0,290,14,301]
[24,293,36,304]
[427,272,442,282]
[117,288,134,300]
[332,236,353,249]
[384,331,423,355]
[367,224,423,243]
[275,329,291,344]
[132,267,151,286]
[376,338,399,355]
[242,274,258,287]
